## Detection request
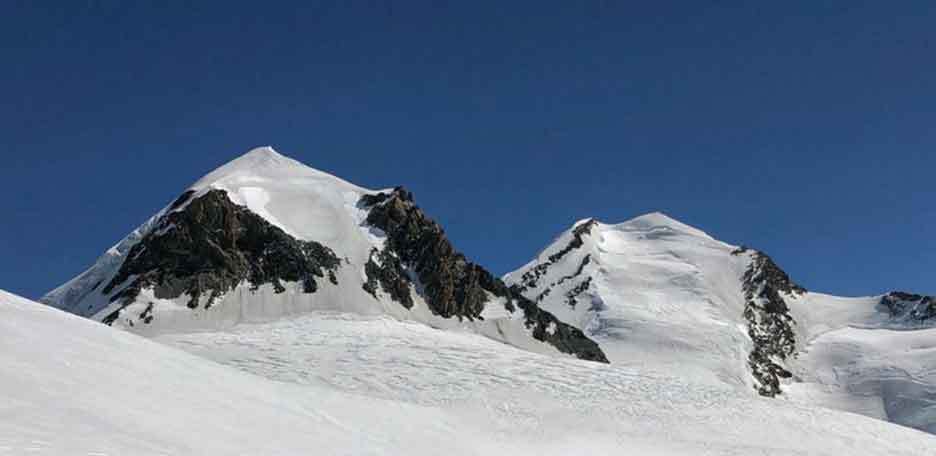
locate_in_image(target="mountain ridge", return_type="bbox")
[39,145,936,433]
[42,147,607,362]
[505,215,936,432]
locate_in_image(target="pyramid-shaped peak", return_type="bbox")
[242,145,286,160]
[189,145,364,192]
[220,145,297,170]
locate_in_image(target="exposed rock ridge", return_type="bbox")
[881,291,936,324]
[735,247,805,397]
[360,188,608,363]
[530,254,593,305]
[514,219,598,295]
[565,277,593,308]
[555,255,592,287]
[101,189,341,326]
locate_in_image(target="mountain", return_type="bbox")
[41,147,605,362]
[8,288,935,454]
[36,146,936,443]
[504,214,936,433]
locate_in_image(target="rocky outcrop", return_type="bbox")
[100,189,341,325]
[565,277,593,308]
[362,247,413,309]
[360,188,608,363]
[362,188,491,320]
[881,291,936,324]
[736,250,805,397]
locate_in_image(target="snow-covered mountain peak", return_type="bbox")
[192,146,372,196]
[43,146,607,363]
[237,145,288,162]
[507,212,936,432]
[182,146,378,242]
[515,212,728,281]
[193,146,302,184]
[506,211,762,390]
[606,211,716,241]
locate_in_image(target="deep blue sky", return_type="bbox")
[2,2,933,300]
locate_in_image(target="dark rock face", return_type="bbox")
[361,187,608,363]
[510,292,607,362]
[565,277,593,308]
[101,189,340,325]
[363,188,491,320]
[362,247,413,309]
[737,250,805,397]
[881,291,936,323]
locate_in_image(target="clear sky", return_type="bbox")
[2,2,933,300]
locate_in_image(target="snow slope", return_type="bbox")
[40,147,594,360]
[0,289,492,455]
[9,287,936,454]
[783,293,936,433]
[505,214,753,389]
[505,214,936,433]
[154,309,936,455]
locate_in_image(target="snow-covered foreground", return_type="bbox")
[1,290,499,455]
[4,287,936,454]
[156,310,936,455]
